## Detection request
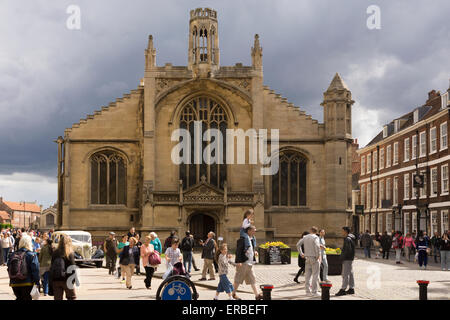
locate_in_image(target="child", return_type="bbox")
[240,209,254,251]
[214,243,236,300]
[165,237,182,266]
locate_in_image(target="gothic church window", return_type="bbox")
[272,151,307,206]
[90,150,127,205]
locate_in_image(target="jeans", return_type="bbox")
[3,248,10,264]
[440,250,449,270]
[42,271,50,295]
[183,251,192,273]
[395,248,401,262]
[304,257,320,293]
[364,246,371,258]
[341,260,355,290]
[418,250,428,267]
[321,255,329,281]
[432,246,440,262]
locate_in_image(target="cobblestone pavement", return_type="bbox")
[0,252,447,300]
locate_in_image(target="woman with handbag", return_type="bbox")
[140,236,159,289]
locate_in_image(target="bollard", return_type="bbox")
[260,284,274,300]
[320,282,332,300]
[416,280,429,300]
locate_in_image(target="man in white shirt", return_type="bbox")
[297,226,321,296]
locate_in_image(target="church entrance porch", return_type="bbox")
[188,212,217,247]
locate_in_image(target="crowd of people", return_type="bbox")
[356,229,450,270]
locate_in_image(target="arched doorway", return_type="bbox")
[189,213,216,247]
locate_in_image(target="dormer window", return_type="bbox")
[413,109,419,123]
[383,125,388,138]
[394,120,400,133]
[442,92,449,110]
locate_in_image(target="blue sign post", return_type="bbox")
[156,275,198,300]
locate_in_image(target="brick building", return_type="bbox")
[356,84,450,236]
[0,197,42,229]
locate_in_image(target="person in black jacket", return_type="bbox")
[380,231,392,259]
[181,231,194,274]
[336,227,355,296]
[294,231,309,283]
[199,232,216,281]
[50,235,77,300]
[119,237,140,289]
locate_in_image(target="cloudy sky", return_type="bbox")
[0,0,449,208]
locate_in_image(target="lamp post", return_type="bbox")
[393,204,402,232]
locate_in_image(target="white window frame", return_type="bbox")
[373,150,378,172]
[367,183,371,209]
[430,127,437,154]
[386,145,392,168]
[430,211,438,235]
[404,137,410,162]
[440,122,447,151]
[379,148,384,169]
[361,156,365,175]
[379,179,384,207]
[373,181,378,209]
[411,173,417,200]
[404,174,410,200]
[378,212,383,233]
[419,131,426,158]
[361,184,366,207]
[442,92,449,110]
[441,210,449,234]
[412,211,417,234]
[393,142,399,165]
[386,178,392,201]
[383,126,388,138]
[411,135,418,160]
[430,167,438,197]
[420,169,427,199]
[441,164,449,195]
[404,212,410,234]
[393,176,398,205]
[371,213,376,233]
[386,213,392,234]
[367,154,371,174]
[413,109,419,123]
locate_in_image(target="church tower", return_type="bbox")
[188,8,220,77]
[321,73,354,214]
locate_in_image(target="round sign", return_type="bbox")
[161,280,192,300]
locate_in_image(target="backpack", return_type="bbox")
[8,251,28,281]
[181,237,192,252]
[50,257,66,280]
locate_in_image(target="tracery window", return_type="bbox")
[272,151,307,206]
[90,150,127,205]
[179,96,227,189]
[199,27,208,62]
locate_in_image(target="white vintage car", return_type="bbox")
[51,231,104,267]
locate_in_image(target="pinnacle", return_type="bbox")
[327,72,349,91]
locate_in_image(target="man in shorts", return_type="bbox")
[232,225,262,300]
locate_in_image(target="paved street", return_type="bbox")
[0,251,447,300]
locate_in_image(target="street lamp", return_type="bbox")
[393,204,402,232]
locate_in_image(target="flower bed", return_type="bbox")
[258,242,291,265]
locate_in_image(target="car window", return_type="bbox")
[70,234,91,243]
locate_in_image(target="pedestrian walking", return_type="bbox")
[119,237,140,289]
[214,243,236,300]
[135,234,142,275]
[374,232,381,259]
[336,227,356,296]
[393,231,404,264]
[104,232,118,275]
[415,231,430,269]
[431,232,441,263]
[2,232,13,265]
[199,232,216,281]
[360,230,372,259]
[164,237,182,273]
[181,231,194,275]
[38,238,53,296]
[149,232,162,253]
[7,234,40,300]
[403,233,416,262]
[117,235,129,282]
[232,225,262,300]
[319,229,329,282]
[439,233,450,270]
[163,231,177,253]
[190,234,200,271]
[294,231,309,283]
[141,236,158,289]
[297,227,321,296]
[50,235,77,300]
[380,231,392,259]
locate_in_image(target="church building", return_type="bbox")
[56,8,354,247]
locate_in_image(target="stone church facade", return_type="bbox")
[56,8,354,247]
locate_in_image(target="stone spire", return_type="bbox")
[327,73,349,91]
[251,34,263,68]
[145,35,156,69]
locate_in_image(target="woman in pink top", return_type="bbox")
[141,236,158,289]
[403,233,416,262]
